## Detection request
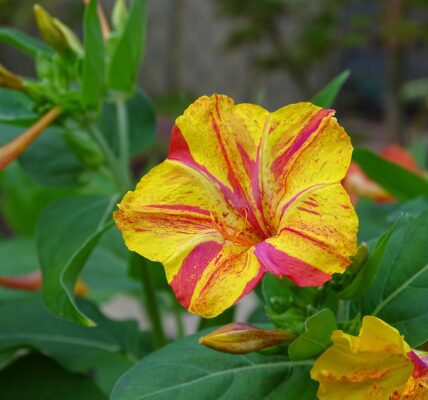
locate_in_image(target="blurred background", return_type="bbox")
[1,0,428,148]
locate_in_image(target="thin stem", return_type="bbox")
[140,259,167,348]
[0,105,61,170]
[115,97,131,188]
[86,124,126,192]
[171,292,185,338]
[337,300,350,324]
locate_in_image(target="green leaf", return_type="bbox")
[37,195,118,326]
[288,309,337,361]
[0,89,37,124]
[311,70,350,108]
[19,126,86,188]
[0,238,39,300]
[0,295,140,373]
[82,0,106,108]
[82,227,140,303]
[0,354,106,400]
[353,148,428,202]
[0,28,52,58]
[108,0,146,93]
[97,90,156,156]
[262,274,316,332]
[360,208,428,347]
[110,331,318,400]
[355,198,397,242]
[0,162,72,234]
[339,217,401,300]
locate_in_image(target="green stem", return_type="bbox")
[140,259,167,348]
[337,300,350,324]
[171,292,185,338]
[87,124,126,192]
[115,97,131,188]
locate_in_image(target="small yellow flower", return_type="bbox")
[310,316,428,399]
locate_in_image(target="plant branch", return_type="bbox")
[86,124,126,192]
[140,259,167,349]
[115,96,131,188]
[0,105,61,170]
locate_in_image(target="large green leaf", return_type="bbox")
[97,90,156,156]
[339,217,401,300]
[360,209,428,347]
[0,161,72,234]
[0,295,140,373]
[82,0,106,108]
[355,198,397,242]
[110,331,317,400]
[82,227,140,303]
[108,0,146,93]
[0,354,106,400]
[288,309,337,361]
[353,148,428,202]
[0,89,37,124]
[0,28,52,58]
[37,195,118,326]
[311,70,350,108]
[19,126,86,188]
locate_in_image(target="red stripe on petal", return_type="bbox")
[296,207,320,216]
[237,266,265,302]
[170,241,223,308]
[146,204,211,216]
[254,241,331,286]
[271,108,334,179]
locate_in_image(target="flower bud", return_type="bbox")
[34,5,82,55]
[0,64,23,90]
[199,323,295,354]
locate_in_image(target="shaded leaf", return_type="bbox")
[82,0,106,108]
[0,354,106,400]
[0,28,52,58]
[0,161,72,234]
[0,89,37,124]
[288,309,336,361]
[97,90,155,156]
[19,126,86,188]
[360,209,428,347]
[339,217,401,300]
[111,331,317,400]
[0,295,140,373]
[37,195,118,325]
[108,0,146,93]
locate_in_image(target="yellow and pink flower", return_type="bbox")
[114,95,358,317]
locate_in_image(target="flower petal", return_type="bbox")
[261,103,353,229]
[170,95,269,239]
[255,184,357,285]
[114,159,263,317]
[311,316,413,400]
[171,242,263,318]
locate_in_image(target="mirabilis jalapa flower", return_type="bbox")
[114,94,358,317]
[311,316,428,400]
